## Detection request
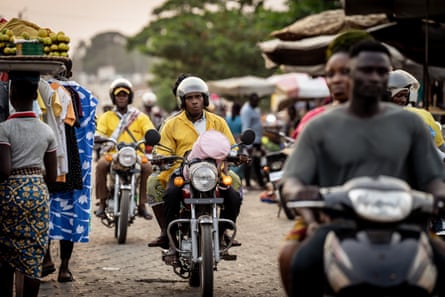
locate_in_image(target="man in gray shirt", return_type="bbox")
[240,93,265,189]
[281,40,445,296]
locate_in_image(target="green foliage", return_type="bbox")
[127,0,339,111]
[82,32,152,75]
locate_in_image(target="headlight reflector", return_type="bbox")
[118,147,137,167]
[189,162,218,192]
[349,189,412,222]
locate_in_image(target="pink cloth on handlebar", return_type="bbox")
[188,130,231,161]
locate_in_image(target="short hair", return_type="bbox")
[249,93,259,100]
[172,73,191,96]
[10,79,38,102]
[349,40,391,59]
[326,30,374,60]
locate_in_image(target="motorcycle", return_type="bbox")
[261,129,297,220]
[95,132,150,244]
[145,128,255,297]
[287,175,440,296]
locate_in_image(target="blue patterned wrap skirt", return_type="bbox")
[0,172,50,279]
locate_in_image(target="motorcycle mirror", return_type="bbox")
[144,129,161,146]
[240,129,255,145]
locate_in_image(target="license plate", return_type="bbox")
[269,171,282,182]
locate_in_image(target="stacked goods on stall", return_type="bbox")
[0,18,71,57]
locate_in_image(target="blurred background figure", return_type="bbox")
[284,104,300,137]
[226,102,245,182]
[388,69,445,154]
[387,69,420,107]
[241,93,266,190]
[226,102,242,141]
[142,91,164,129]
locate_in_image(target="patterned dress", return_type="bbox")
[0,173,50,278]
[48,81,97,242]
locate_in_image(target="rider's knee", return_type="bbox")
[96,157,110,173]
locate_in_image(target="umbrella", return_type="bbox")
[267,73,330,111]
[270,9,388,41]
[257,9,388,75]
[342,0,445,107]
[258,34,421,76]
[207,75,275,98]
[258,35,335,69]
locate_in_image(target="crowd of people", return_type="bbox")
[2,30,445,297]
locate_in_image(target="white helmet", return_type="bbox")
[388,70,420,103]
[109,78,134,104]
[142,91,157,107]
[176,76,209,108]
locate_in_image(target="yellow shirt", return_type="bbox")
[96,109,155,155]
[405,106,444,148]
[155,110,235,187]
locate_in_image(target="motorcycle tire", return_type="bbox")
[116,189,130,244]
[200,224,214,297]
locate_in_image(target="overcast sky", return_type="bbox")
[1,0,165,50]
[1,0,285,52]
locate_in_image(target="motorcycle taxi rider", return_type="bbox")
[147,76,243,258]
[280,40,445,296]
[94,78,155,220]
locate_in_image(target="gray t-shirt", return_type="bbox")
[240,103,262,144]
[0,116,57,169]
[283,103,445,190]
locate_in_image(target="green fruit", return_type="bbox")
[38,29,48,38]
[43,37,52,45]
[21,32,30,40]
[56,32,66,42]
[58,42,69,51]
[49,32,57,42]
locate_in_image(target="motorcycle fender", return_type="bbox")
[324,230,437,293]
[199,215,213,225]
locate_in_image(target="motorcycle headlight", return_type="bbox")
[117,147,137,167]
[270,160,284,171]
[348,188,412,222]
[189,162,218,192]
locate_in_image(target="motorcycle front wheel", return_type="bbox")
[115,189,130,244]
[200,224,214,297]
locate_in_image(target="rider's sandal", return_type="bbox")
[137,206,153,220]
[94,205,106,218]
[223,233,241,247]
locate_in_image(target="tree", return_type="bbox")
[81,32,152,75]
[128,0,338,111]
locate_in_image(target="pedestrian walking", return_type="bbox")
[0,71,58,297]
